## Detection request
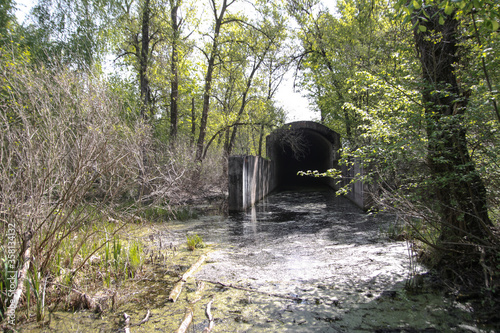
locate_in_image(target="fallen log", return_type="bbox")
[181,254,208,282]
[199,279,303,302]
[202,298,215,333]
[168,254,208,302]
[168,281,186,302]
[175,306,193,333]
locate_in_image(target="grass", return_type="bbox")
[119,201,198,222]
[186,234,205,251]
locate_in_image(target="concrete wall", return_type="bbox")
[228,156,277,212]
[339,159,372,210]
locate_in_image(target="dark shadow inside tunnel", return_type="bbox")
[270,128,336,190]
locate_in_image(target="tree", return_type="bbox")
[195,0,237,161]
[169,0,181,140]
[139,0,152,118]
[226,3,287,156]
[409,2,493,243]
[197,0,288,159]
[113,0,166,120]
[0,0,15,38]
[26,0,112,69]
[288,0,392,144]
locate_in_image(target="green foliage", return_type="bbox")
[395,0,500,31]
[128,241,143,277]
[291,0,499,260]
[27,264,46,322]
[0,0,15,37]
[186,234,205,251]
[24,0,113,69]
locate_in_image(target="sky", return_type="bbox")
[14,0,32,23]
[13,0,319,123]
[275,73,317,122]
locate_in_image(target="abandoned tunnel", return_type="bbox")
[228,121,368,211]
[266,121,341,189]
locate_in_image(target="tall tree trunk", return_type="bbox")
[412,6,492,244]
[196,50,216,161]
[227,46,269,155]
[227,70,256,156]
[195,0,230,161]
[140,0,151,119]
[170,0,180,140]
[190,97,196,146]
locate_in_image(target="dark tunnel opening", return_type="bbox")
[273,129,335,189]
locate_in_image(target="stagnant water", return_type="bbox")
[26,187,495,332]
[169,186,492,332]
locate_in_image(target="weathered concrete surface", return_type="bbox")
[228,156,277,212]
[228,121,371,211]
[340,158,373,210]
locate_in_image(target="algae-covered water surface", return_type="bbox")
[21,187,496,332]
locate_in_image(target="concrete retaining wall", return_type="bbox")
[228,156,277,212]
[340,159,372,210]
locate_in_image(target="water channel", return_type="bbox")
[30,186,493,332]
[167,186,489,332]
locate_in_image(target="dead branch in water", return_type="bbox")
[122,310,151,332]
[168,254,208,302]
[202,298,215,333]
[129,310,151,327]
[189,281,206,304]
[136,309,151,326]
[174,277,208,332]
[175,306,193,333]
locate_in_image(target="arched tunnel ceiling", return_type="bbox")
[267,121,341,189]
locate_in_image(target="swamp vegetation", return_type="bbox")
[1,0,500,331]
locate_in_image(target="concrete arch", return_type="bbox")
[266,121,341,188]
[228,121,369,211]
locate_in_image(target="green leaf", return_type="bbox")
[492,20,499,31]
[412,0,421,9]
[419,25,427,32]
[444,4,454,15]
[439,15,445,25]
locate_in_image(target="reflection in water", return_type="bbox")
[170,186,489,332]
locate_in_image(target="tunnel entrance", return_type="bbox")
[266,121,341,190]
[228,121,368,211]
